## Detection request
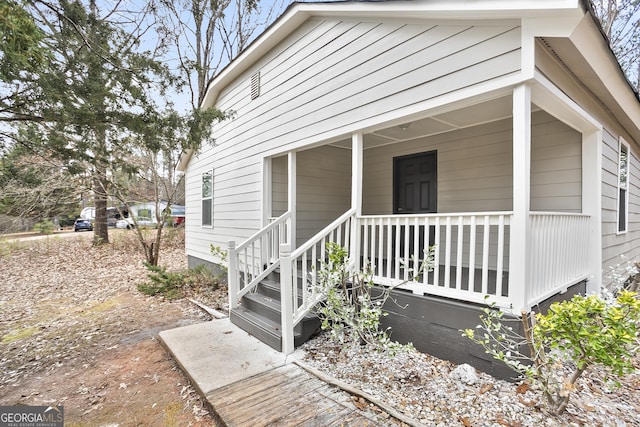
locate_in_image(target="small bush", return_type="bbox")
[138,262,186,300]
[184,264,219,291]
[33,219,55,234]
[138,262,221,300]
[313,242,433,354]
[0,238,24,257]
[464,291,640,415]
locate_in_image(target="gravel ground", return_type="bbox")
[301,334,640,427]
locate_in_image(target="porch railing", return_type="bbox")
[227,211,290,307]
[359,213,512,307]
[229,209,592,353]
[527,212,590,307]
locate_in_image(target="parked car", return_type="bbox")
[116,217,158,229]
[73,218,93,232]
[116,218,134,229]
[168,206,185,227]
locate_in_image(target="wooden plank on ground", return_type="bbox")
[206,364,298,406]
[205,363,399,427]
[219,372,326,424]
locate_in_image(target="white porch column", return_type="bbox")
[583,130,603,293]
[352,132,363,215]
[280,243,295,354]
[288,151,296,250]
[351,132,363,265]
[262,157,272,227]
[509,84,531,313]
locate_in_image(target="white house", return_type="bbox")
[179,0,640,374]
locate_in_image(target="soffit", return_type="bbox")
[331,96,519,149]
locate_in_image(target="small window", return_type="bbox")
[617,138,629,234]
[138,208,152,221]
[202,170,213,227]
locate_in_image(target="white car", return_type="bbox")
[116,217,157,229]
[116,218,135,229]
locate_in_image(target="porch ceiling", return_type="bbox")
[332,96,542,149]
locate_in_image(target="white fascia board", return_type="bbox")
[200,5,309,110]
[306,0,580,18]
[569,13,640,136]
[526,12,585,37]
[532,70,601,133]
[177,149,192,172]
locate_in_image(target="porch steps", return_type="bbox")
[230,271,321,352]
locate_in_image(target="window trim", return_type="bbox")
[617,138,630,234]
[202,170,213,228]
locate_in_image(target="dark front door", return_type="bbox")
[393,151,437,214]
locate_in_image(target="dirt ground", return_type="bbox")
[0,229,226,426]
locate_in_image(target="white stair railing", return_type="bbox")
[227,211,291,308]
[280,208,356,354]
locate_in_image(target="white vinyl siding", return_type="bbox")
[184,17,522,261]
[210,19,521,166]
[270,146,351,242]
[271,155,288,217]
[530,111,582,212]
[185,153,263,262]
[362,111,581,215]
[601,129,640,268]
[296,146,351,246]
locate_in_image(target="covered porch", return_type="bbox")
[228,78,602,353]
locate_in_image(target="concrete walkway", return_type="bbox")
[158,318,303,398]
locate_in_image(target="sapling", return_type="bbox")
[464,291,640,415]
[313,242,434,353]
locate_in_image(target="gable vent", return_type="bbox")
[250,71,260,100]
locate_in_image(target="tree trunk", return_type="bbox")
[93,173,109,245]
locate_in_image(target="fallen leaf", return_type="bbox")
[351,396,368,411]
[497,416,523,427]
[518,395,536,407]
[458,415,472,426]
[479,383,494,394]
[515,383,530,394]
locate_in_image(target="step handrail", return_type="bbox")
[234,211,290,253]
[228,211,291,308]
[281,208,357,353]
[290,208,357,258]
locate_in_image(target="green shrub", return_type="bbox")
[138,262,220,300]
[0,238,23,257]
[138,262,186,300]
[184,264,219,290]
[463,291,640,415]
[33,219,55,234]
